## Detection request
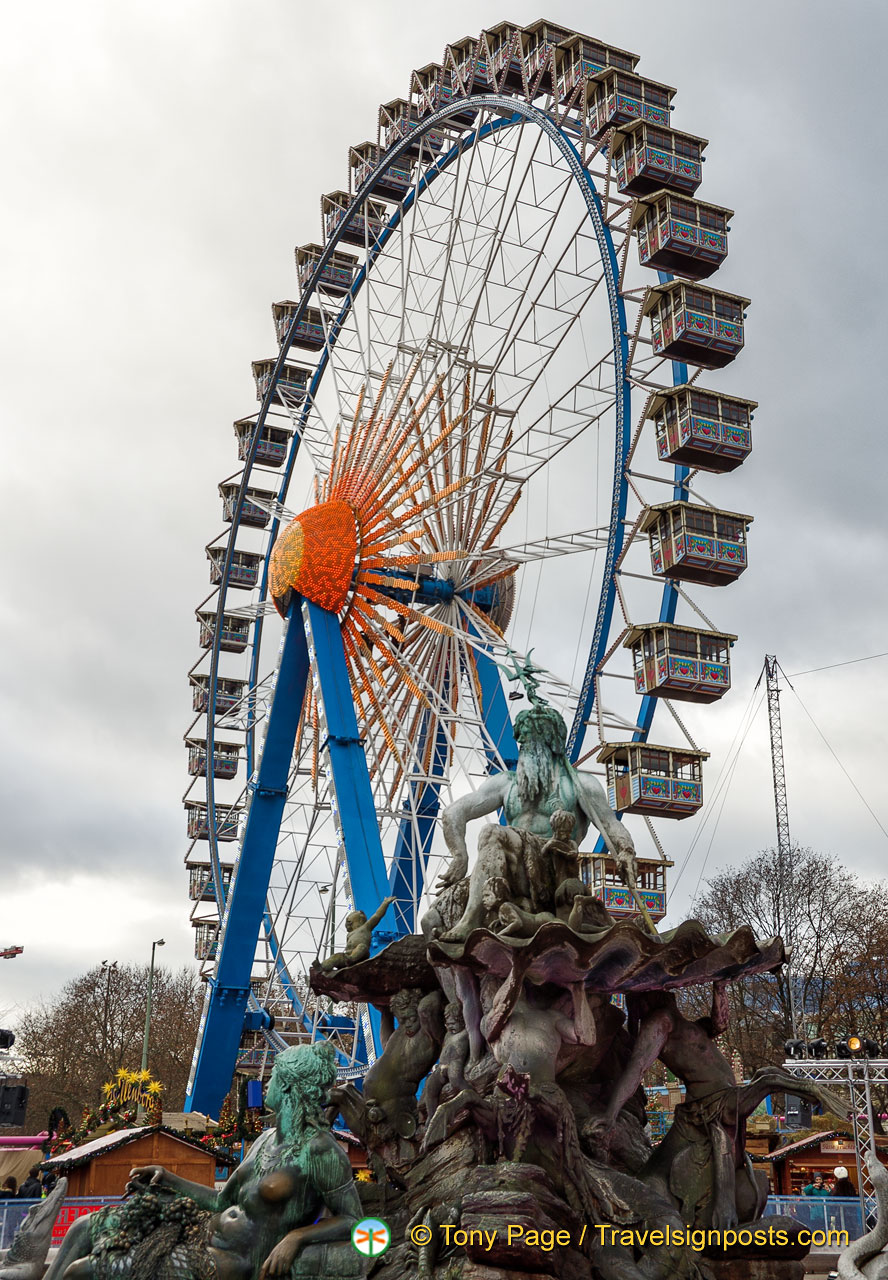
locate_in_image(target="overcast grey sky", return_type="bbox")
[2,0,886,1019]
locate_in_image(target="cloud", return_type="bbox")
[2,0,886,1015]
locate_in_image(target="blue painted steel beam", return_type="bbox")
[472,641,520,771]
[303,601,396,1057]
[303,601,393,921]
[186,598,311,1116]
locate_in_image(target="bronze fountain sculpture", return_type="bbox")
[4,694,849,1280]
[311,693,847,1280]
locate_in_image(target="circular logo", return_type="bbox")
[352,1217,391,1258]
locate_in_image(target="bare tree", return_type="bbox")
[14,964,203,1130]
[689,848,888,1075]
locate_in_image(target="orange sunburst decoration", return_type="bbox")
[269,499,358,615]
[269,356,521,799]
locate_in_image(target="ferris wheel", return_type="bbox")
[183,21,755,1116]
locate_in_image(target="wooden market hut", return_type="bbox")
[755,1129,888,1196]
[41,1127,235,1198]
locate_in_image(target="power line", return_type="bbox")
[787,651,888,678]
[671,682,764,892]
[783,681,888,845]
[687,712,761,905]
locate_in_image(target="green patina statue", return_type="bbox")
[41,1043,366,1280]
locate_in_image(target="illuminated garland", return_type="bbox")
[48,1070,163,1155]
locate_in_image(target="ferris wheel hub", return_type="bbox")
[269,499,358,616]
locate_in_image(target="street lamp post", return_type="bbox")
[100,960,119,1063]
[138,939,165,1120]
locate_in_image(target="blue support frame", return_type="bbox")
[303,601,398,1056]
[473,643,520,771]
[186,598,311,1115]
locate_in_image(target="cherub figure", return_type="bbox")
[421,1001,472,1124]
[541,807,580,885]
[320,895,395,972]
[329,989,444,1152]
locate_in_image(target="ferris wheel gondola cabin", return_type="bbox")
[641,501,752,586]
[412,60,478,127]
[185,738,241,781]
[598,742,709,818]
[411,63,443,116]
[295,244,358,297]
[189,674,246,716]
[271,301,329,352]
[233,417,292,469]
[186,859,234,904]
[219,482,275,530]
[584,853,673,922]
[192,921,219,962]
[553,33,639,102]
[321,191,388,248]
[623,623,736,703]
[645,386,756,472]
[378,100,444,157]
[348,142,413,203]
[484,22,529,94]
[207,547,262,590]
[643,280,749,368]
[631,192,732,280]
[611,121,706,197]
[184,800,243,842]
[518,20,572,96]
[196,610,250,654]
[585,69,676,138]
[251,358,310,405]
[444,35,494,95]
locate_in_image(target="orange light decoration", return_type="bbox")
[268,356,520,804]
[270,499,358,615]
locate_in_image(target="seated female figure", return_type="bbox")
[44,1043,365,1280]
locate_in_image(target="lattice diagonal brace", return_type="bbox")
[766,654,800,1039]
[783,1058,888,1207]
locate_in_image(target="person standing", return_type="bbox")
[832,1166,857,1196]
[802,1173,831,1196]
[17,1166,43,1198]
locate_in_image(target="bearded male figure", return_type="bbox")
[436,702,637,941]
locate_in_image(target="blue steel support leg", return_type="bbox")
[186,598,311,1116]
[472,638,519,771]
[303,600,398,1057]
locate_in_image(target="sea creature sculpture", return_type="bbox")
[0,1177,68,1280]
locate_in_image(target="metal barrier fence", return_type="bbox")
[1,1194,875,1254]
[0,1197,119,1251]
[766,1195,876,1243]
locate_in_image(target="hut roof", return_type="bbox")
[43,1126,237,1171]
[752,1129,888,1163]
